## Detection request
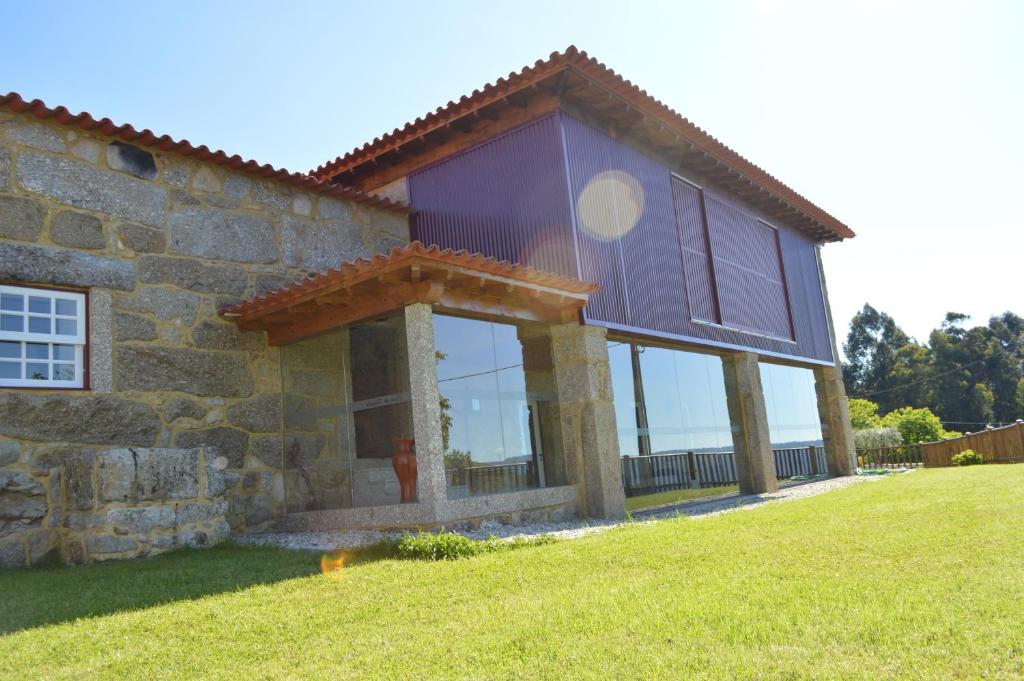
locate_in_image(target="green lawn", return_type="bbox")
[3,467,1024,680]
[625,484,739,511]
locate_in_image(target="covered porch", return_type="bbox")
[221,242,622,531]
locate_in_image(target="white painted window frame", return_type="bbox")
[0,284,87,389]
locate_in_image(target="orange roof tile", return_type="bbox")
[220,241,598,321]
[0,92,409,215]
[312,46,854,240]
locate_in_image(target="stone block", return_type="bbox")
[64,451,95,510]
[106,506,175,534]
[205,449,227,497]
[281,432,325,467]
[106,142,158,180]
[0,393,160,446]
[70,139,102,164]
[26,529,58,565]
[6,121,66,152]
[250,435,283,468]
[115,345,253,397]
[173,428,248,468]
[117,222,165,253]
[0,146,9,188]
[252,181,291,210]
[318,197,353,220]
[16,151,166,225]
[86,533,137,555]
[50,209,105,249]
[167,207,277,263]
[0,469,45,496]
[281,216,367,270]
[114,312,157,341]
[138,255,247,295]
[226,394,281,433]
[191,319,264,351]
[165,398,205,422]
[115,287,200,324]
[0,242,135,290]
[64,510,105,530]
[174,500,227,525]
[0,195,45,241]
[223,174,251,198]
[252,273,293,297]
[191,166,222,193]
[0,538,26,568]
[89,289,114,393]
[97,448,202,503]
[0,440,20,466]
[242,494,273,526]
[160,156,191,188]
[292,194,312,216]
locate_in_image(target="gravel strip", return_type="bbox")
[236,474,892,552]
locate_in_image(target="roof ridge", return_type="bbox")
[0,91,411,215]
[309,46,853,240]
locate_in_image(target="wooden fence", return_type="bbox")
[919,422,1024,467]
[856,444,923,469]
[620,446,826,497]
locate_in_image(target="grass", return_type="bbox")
[2,467,1024,680]
[625,484,739,511]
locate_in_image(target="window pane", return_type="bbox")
[759,363,823,448]
[53,344,75,361]
[26,343,48,360]
[434,315,564,498]
[0,341,19,359]
[1,315,23,332]
[28,317,51,334]
[26,363,49,380]
[28,297,51,314]
[55,299,77,316]
[0,294,23,312]
[53,363,75,381]
[0,362,20,379]
[55,318,77,336]
[608,341,640,457]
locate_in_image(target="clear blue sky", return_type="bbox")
[3,0,1020,349]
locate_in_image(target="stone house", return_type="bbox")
[0,47,858,568]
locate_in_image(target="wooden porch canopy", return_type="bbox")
[219,242,599,346]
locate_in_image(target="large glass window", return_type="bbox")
[280,312,414,512]
[0,284,86,389]
[610,340,737,506]
[759,362,824,448]
[434,314,566,499]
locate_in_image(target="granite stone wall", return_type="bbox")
[0,446,228,568]
[0,110,410,548]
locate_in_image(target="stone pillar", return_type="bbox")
[403,303,448,505]
[721,351,778,495]
[814,364,857,476]
[550,323,625,519]
[814,246,857,476]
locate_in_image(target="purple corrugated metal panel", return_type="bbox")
[408,113,578,278]
[561,113,687,335]
[671,177,718,324]
[562,113,832,364]
[703,192,794,340]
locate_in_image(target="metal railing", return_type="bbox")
[446,461,536,495]
[620,446,826,497]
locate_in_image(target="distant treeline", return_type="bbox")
[842,305,1024,430]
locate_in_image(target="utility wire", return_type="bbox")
[850,358,987,398]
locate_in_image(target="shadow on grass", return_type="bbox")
[0,542,323,635]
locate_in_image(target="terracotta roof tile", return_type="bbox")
[0,91,410,215]
[220,240,598,320]
[311,46,853,240]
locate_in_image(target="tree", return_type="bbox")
[843,304,929,412]
[848,398,882,430]
[880,406,953,444]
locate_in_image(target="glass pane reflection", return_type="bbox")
[759,362,824,448]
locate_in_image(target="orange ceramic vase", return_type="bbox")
[392,437,417,503]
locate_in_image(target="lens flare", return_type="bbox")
[576,170,645,241]
[320,550,347,579]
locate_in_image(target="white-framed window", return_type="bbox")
[0,284,87,389]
